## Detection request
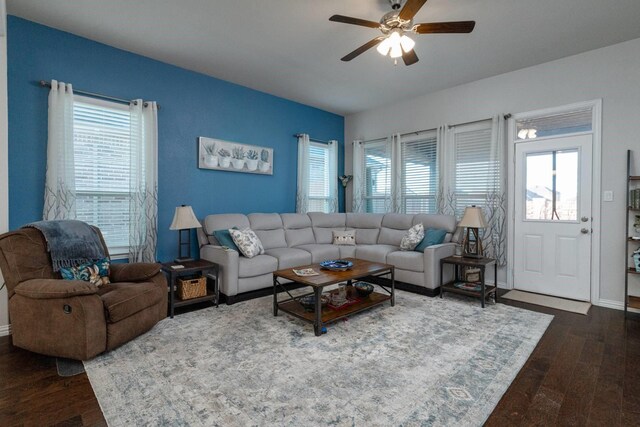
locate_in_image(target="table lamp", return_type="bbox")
[458,206,488,258]
[169,205,202,262]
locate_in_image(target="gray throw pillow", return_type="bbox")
[332,230,356,245]
[229,228,265,258]
[400,223,425,251]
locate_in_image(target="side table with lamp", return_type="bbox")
[440,206,498,307]
[164,205,219,317]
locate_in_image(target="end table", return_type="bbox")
[161,259,219,318]
[439,255,498,308]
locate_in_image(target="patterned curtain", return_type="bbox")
[483,115,507,265]
[390,133,402,213]
[351,140,365,213]
[128,100,158,263]
[43,80,76,220]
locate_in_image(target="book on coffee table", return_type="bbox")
[292,268,319,277]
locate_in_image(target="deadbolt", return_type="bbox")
[581,217,589,222]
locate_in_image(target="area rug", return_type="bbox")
[502,289,591,315]
[56,357,85,377]
[84,291,552,426]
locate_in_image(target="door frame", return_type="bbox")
[506,99,602,304]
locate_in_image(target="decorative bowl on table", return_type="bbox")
[298,294,330,312]
[354,282,374,298]
[319,260,354,271]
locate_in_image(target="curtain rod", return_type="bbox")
[38,80,160,109]
[293,134,333,144]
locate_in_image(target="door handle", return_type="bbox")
[580,228,590,234]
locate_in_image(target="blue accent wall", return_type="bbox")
[7,16,344,262]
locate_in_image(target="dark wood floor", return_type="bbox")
[1,294,639,426]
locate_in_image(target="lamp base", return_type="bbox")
[174,257,194,263]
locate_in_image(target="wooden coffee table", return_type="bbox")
[272,258,395,336]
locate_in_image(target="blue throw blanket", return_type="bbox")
[24,220,107,272]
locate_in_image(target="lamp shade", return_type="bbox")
[458,206,488,228]
[169,205,202,230]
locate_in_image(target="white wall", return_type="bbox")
[0,0,8,336]
[345,37,640,306]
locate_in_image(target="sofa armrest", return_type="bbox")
[14,278,98,299]
[200,245,239,297]
[422,242,456,289]
[110,262,162,282]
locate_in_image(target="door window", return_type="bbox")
[525,149,578,221]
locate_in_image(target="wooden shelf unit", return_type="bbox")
[625,150,640,315]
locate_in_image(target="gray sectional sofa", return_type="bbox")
[197,212,458,303]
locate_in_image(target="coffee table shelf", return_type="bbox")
[278,290,391,324]
[273,258,395,336]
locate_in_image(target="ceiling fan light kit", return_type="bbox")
[329,0,475,66]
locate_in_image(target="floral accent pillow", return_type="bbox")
[60,258,111,287]
[229,228,265,259]
[332,230,356,246]
[400,223,425,251]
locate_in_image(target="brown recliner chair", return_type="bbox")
[0,227,167,360]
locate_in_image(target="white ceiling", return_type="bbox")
[8,0,640,115]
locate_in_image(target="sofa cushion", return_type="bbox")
[253,229,287,250]
[378,213,415,246]
[415,228,448,252]
[355,244,399,264]
[204,214,250,244]
[238,254,278,278]
[230,228,265,259]
[400,223,425,251]
[309,213,346,244]
[99,282,163,323]
[248,213,283,230]
[281,214,316,247]
[387,251,425,272]
[213,228,239,251]
[346,213,383,245]
[296,244,341,263]
[338,245,357,258]
[412,214,457,243]
[264,248,312,269]
[332,230,356,245]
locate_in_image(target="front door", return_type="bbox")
[513,134,592,301]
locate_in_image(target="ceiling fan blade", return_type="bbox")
[398,0,429,21]
[341,37,385,61]
[329,14,380,29]
[402,49,419,66]
[414,21,476,34]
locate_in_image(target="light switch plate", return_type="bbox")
[603,190,614,202]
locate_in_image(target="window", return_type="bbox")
[364,139,391,213]
[73,96,132,256]
[516,107,593,140]
[451,122,498,217]
[401,131,438,214]
[308,142,332,212]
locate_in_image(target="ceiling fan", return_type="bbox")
[329,0,475,66]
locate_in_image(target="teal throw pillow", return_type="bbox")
[60,258,111,287]
[414,228,448,252]
[213,227,240,251]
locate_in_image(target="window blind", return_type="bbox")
[516,107,593,140]
[453,125,497,216]
[401,132,437,214]
[73,98,132,254]
[308,143,331,213]
[364,140,390,213]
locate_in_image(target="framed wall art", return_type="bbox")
[198,137,273,175]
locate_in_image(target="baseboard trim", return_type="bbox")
[0,323,10,337]
[597,298,640,314]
